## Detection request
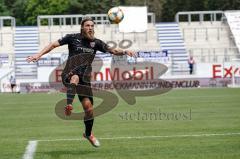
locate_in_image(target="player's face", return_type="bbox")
[82,20,95,40]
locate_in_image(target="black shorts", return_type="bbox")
[62,72,93,105]
[11,84,16,89]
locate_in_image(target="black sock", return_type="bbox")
[84,119,94,136]
[67,83,76,105]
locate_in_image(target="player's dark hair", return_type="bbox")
[80,17,95,33]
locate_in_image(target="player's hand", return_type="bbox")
[125,50,137,57]
[26,55,40,63]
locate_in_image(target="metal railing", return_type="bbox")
[0,32,15,46]
[37,13,156,44]
[181,26,232,42]
[38,27,158,44]
[175,11,224,24]
[188,47,240,63]
[37,13,156,27]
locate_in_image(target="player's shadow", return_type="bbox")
[41,149,96,158]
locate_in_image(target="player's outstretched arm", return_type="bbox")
[109,48,136,57]
[26,41,60,63]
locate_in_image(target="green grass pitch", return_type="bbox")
[0,88,240,159]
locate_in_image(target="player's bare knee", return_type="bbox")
[84,106,93,112]
[82,98,92,105]
[82,99,93,113]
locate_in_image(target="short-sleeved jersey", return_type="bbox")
[58,33,109,77]
[58,33,109,58]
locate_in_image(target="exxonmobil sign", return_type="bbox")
[55,66,154,82]
[212,64,240,78]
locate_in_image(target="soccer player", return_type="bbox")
[9,75,16,93]
[26,17,135,147]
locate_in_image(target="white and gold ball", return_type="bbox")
[108,7,124,24]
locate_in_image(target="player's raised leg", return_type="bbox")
[65,75,79,116]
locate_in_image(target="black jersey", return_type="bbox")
[58,33,109,79]
[58,33,109,58]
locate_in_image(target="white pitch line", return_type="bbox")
[22,132,240,159]
[37,132,240,142]
[22,140,38,159]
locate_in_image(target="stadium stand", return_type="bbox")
[0,17,15,92]
[37,13,160,53]
[0,16,15,68]
[14,26,38,79]
[176,11,239,63]
[1,11,240,92]
[156,22,189,75]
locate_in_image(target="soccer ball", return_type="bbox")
[107,7,124,24]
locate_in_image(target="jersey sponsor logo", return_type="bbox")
[90,42,96,48]
[76,47,94,54]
